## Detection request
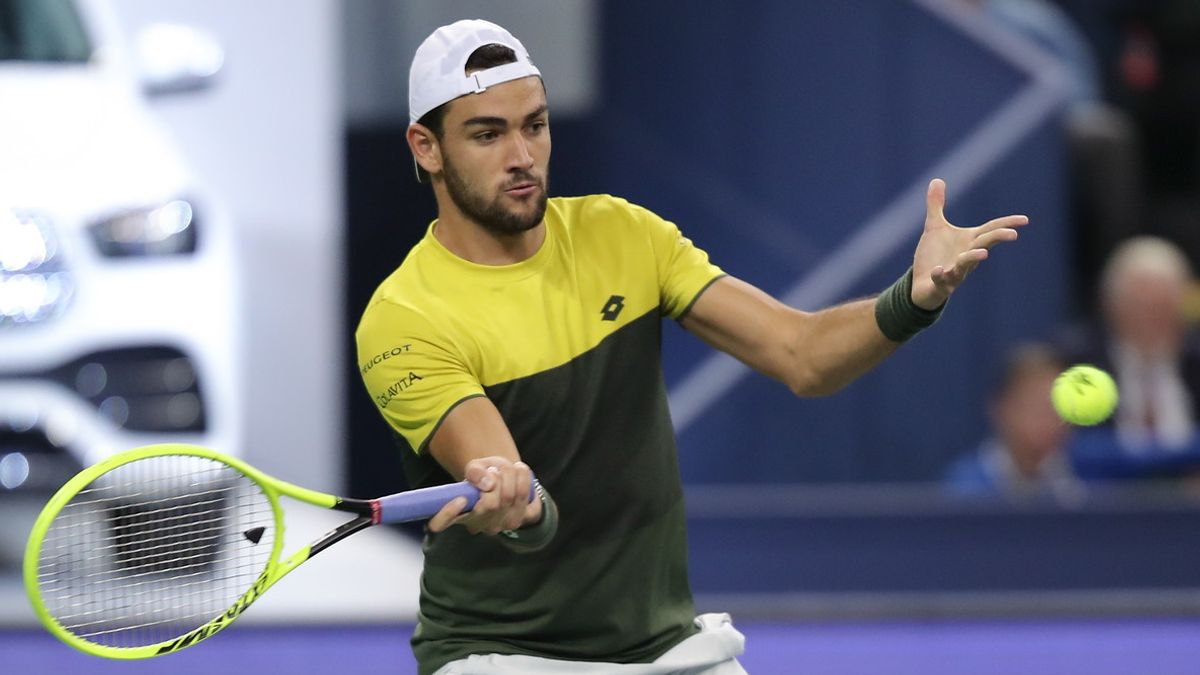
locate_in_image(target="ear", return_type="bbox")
[407,123,443,177]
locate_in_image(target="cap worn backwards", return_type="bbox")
[408,19,541,125]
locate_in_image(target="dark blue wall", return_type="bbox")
[552,0,1070,484]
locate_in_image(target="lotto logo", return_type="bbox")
[600,295,625,321]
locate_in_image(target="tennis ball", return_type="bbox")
[1051,365,1118,426]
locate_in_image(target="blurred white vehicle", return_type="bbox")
[0,0,242,565]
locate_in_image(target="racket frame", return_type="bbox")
[24,443,372,659]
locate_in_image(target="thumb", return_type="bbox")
[926,178,946,223]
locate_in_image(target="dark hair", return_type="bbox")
[414,44,518,182]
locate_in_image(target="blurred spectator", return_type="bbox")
[944,343,1079,497]
[1060,236,1200,453]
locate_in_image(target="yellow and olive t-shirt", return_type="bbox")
[355,194,724,674]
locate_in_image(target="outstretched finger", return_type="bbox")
[958,248,988,269]
[951,252,985,282]
[977,214,1028,233]
[972,227,1019,250]
[932,251,986,288]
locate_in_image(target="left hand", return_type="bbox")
[910,178,1028,310]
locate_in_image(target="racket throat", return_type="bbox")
[331,496,380,525]
[291,498,377,563]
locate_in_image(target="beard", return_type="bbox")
[442,154,549,236]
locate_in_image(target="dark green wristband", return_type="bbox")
[874,267,944,342]
[498,483,558,552]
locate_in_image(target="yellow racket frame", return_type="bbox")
[24,443,338,659]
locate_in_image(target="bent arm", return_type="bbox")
[427,396,522,479]
[424,396,546,538]
[680,276,898,397]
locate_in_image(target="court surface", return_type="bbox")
[6,618,1199,674]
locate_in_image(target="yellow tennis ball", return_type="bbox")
[1051,365,1119,426]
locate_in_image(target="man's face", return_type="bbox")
[992,368,1069,472]
[1106,271,1187,356]
[436,76,550,236]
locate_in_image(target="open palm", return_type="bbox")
[910,178,1028,310]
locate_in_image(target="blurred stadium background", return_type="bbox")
[4,0,1200,673]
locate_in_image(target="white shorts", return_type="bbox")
[433,613,747,675]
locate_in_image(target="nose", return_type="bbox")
[507,134,534,171]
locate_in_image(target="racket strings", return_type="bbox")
[35,455,274,649]
[44,545,259,597]
[44,503,233,561]
[59,480,234,509]
[50,519,234,571]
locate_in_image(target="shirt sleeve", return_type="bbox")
[356,301,484,454]
[637,203,725,319]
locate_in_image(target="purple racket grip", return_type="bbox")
[375,478,539,524]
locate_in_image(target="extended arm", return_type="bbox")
[682,179,1027,395]
[681,279,896,396]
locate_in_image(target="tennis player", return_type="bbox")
[356,19,1027,675]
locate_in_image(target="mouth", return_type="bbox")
[504,182,539,198]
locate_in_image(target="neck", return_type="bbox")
[431,189,545,265]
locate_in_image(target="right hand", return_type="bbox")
[427,456,541,535]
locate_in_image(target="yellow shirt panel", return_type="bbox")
[355,194,723,452]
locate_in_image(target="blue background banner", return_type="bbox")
[545,0,1070,484]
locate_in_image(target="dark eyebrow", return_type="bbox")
[461,105,549,129]
[462,115,507,128]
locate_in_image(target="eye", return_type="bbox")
[474,131,499,142]
[526,120,547,134]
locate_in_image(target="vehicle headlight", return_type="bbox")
[0,209,73,326]
[88,199,197,257]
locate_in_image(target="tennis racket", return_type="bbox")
[24,443,534,659]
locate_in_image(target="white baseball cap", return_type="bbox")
[408,19,541,125]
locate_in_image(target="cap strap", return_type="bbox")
[468,61,542,93]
